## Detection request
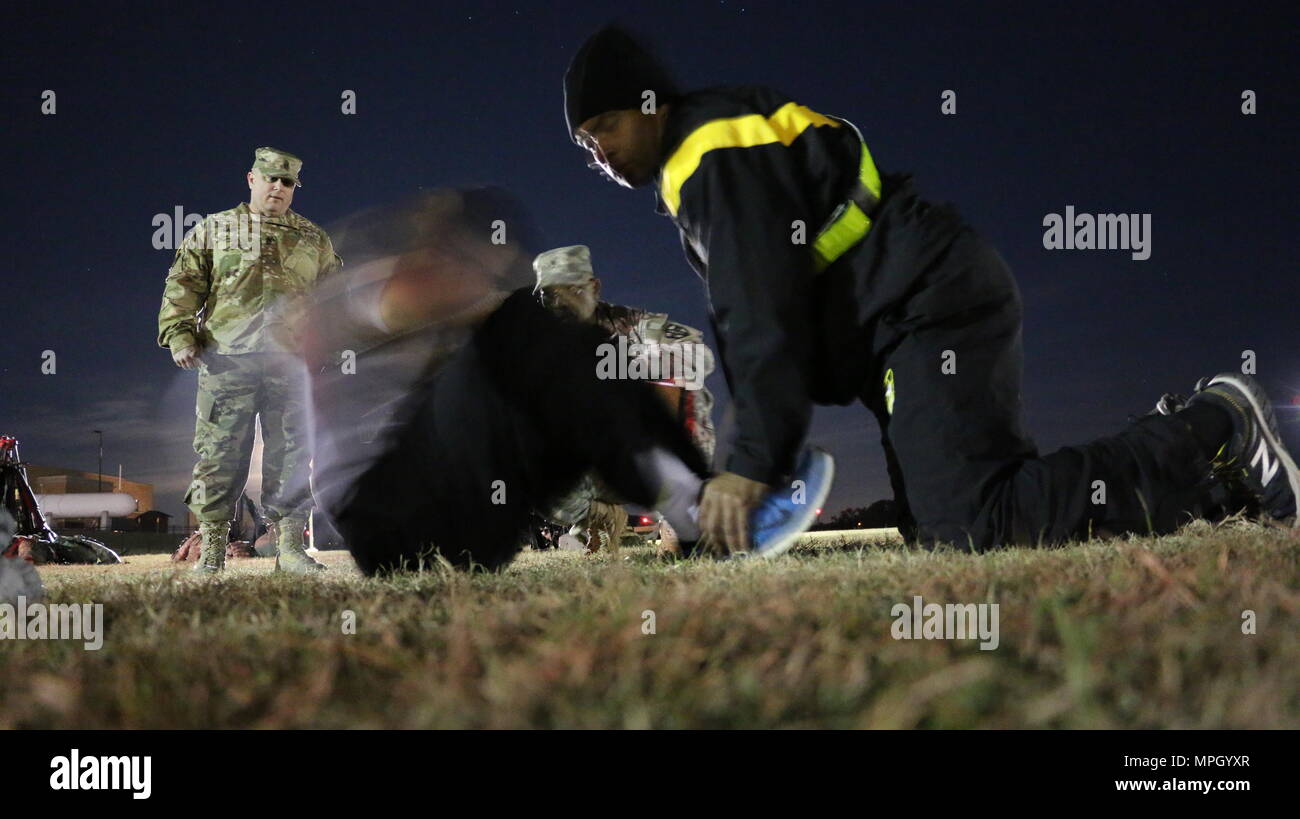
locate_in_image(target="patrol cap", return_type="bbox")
[564,26,679,140]
[252,147,304,187]
[534,245,594,291]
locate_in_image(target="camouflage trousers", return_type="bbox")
[183,352,312,526]
[541,387,716,535]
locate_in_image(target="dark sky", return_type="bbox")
[2,1,1296,524]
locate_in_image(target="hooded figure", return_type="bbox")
[300,188,711,574]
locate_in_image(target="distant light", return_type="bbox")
[640,516,650,524]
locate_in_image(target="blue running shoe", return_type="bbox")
[748,447,835,558]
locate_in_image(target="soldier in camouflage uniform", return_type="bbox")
[533,245,716,553]
[158,147,341,574]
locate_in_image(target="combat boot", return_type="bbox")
[273,517,326,574]
[193,521,230,574]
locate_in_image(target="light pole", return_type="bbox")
[93,429,103,492]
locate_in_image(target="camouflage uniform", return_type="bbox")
[591,302,716,460]
[158,149,341,532]
[531,245,715,548]
[541,301,716,535]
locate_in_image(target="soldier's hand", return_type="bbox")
[698,472,768,555]
[172,345,202,370]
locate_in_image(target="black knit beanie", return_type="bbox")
[564,26,679,140]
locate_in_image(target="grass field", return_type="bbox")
[3,522,1297,729]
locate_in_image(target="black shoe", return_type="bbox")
[1185,374,1299,525]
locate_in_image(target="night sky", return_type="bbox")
[2,1,1295,524]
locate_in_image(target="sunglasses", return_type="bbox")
[536,285,587,308]
[263,175,297,188]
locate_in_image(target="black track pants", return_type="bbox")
[858,234,1214,550]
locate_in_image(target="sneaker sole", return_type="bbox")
[752,451,836,559]
[1208,374,1300,526]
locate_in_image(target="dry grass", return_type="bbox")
[3,522,1296,729]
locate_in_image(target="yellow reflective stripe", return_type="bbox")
[812,202,870,272]
[884,368,895,415]
[857,137,882,202]
[811,140,883,271]
[659,101,841,217]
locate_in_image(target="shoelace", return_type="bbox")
[1210,441,1238,472]
[199,525,229,569]
[201,541,225,570]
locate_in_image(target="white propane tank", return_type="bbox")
[33,492,138,518]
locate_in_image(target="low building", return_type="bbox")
[134,510,172,532]
[25,465,154,531]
